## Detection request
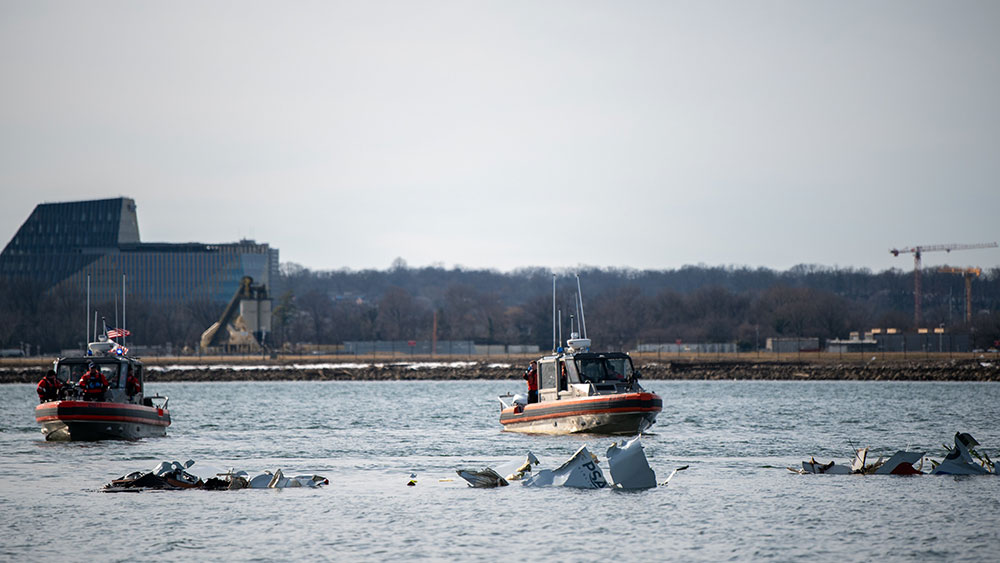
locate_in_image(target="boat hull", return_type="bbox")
[35,400,171,441]
[500,392,661,435]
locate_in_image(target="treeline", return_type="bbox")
[3,264,1000,354]
[272,263,1000,351]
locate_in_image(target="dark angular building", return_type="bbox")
[0,197,279,304]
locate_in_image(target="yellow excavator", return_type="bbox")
[200,276,272,352]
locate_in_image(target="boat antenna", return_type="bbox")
[122,273,127,349]
[552,274,557,352]
[114,284,119,343]
[558,309,562,350]
[93,311,98,345]
[86,274,91,345]
[574,292,581,336]
[575,273,588,339]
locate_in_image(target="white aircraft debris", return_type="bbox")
[930,433,996,475]
[103,460,328,491]
[606,435,657,489]
[521,445,609,489]
[791,432,997,476]
[456,437,672,490]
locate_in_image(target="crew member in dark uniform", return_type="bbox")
[36,369,62,403]
[78,362,109,401]
[523,361,538,404]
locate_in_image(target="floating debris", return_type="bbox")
[791,432,997,476]
[456,437,667,490]
[930,433,996,475]
[659,465,689,486]
[456,452,539,488]
[522,445,609,489]
[606,435,657,489]
[103,460,328,492]
[874,451,924,475]
[456,467,508,488]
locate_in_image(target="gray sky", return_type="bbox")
[2,1,999,273]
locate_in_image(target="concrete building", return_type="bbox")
[636,342,738,354]
[0,197,279,304]
[766,337,820,354]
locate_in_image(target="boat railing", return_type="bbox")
[143,394,170,410]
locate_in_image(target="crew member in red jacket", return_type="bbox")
[523,361,539,404]
[36,369,62,403]
[78,362,109,401]
[126,369,142,399]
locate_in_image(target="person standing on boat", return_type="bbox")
[78,362,109,401]
[126,368,142,400]
[523,361,538,404]
[36,369,62,403]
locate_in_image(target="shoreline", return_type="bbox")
[2,357,999,383]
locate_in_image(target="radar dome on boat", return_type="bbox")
[566,338,591,351]
[88,341,115,355]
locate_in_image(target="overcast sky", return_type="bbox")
[2,1,998,273]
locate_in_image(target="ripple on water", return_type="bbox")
[1,380,998,561]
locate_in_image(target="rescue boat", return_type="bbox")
[500,347,661,435]
[499,275,661,435]
[34,340,170,441]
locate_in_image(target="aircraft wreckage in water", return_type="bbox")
[791,432,999,476]
[103,460,328,491]
[456,435,682,490]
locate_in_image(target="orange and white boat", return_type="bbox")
[35,341,170,441]
[499,275,661,435]
[500,349,661,435]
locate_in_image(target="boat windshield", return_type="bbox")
[575,356,633,384]
[56,362,121,388]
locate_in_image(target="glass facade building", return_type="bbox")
[1,197,279,304]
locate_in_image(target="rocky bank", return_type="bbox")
[2,358,999,383]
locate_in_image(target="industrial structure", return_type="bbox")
[0,197,280,305]
[200,276,273,352]
[889,242,997,327]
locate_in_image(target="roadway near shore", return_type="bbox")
[2,352,999,383]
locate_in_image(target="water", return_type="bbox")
[2,380,999,561]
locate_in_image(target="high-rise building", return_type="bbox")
[0,197,280,304]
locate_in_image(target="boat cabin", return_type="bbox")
[536,351,638,402]
[53,355,146,404]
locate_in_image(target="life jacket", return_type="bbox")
[37,377,59,398]
[82,371,106,392]
[524,368,538,391]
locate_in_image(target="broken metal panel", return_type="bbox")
[874,451,925,475]
[522,446,609,489]
[931,433,992,475]
[456,468,508,488]
[606,435,656,489]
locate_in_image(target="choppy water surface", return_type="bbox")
[2,380,999,561]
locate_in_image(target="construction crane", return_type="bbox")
[889,242,997,327]
[937,266,982,325]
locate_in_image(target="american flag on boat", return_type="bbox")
[107,328,131,339]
